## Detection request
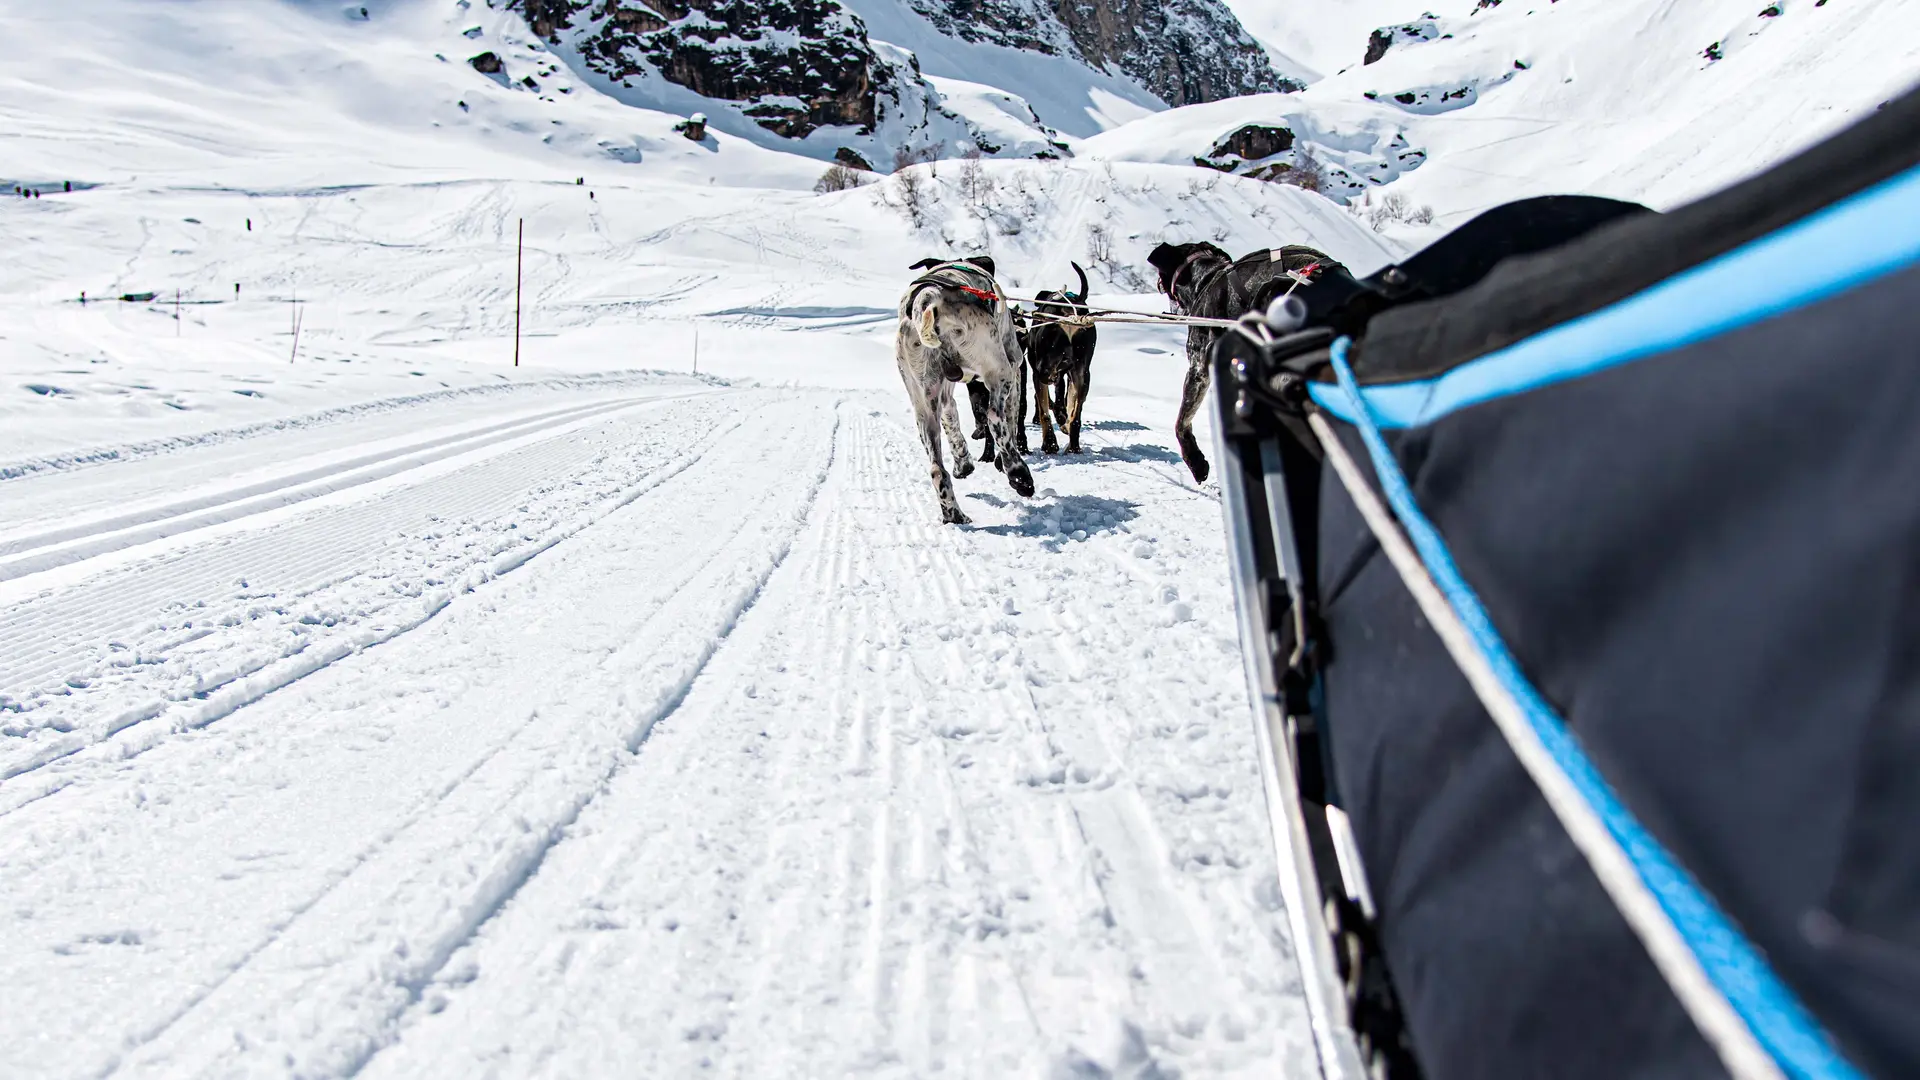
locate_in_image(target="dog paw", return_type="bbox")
[1184,453,1210,484]
[1041,441,1059,455]
[942,505,972,525]
[1066,444,1084,455]
[1006,462,1036,498]
[952,459,975,479]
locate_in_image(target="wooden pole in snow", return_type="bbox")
[514,218,524,368]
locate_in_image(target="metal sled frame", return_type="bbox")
[1207,325,1420,1080]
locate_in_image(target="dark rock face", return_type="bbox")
[900,0,1295,105]
[1365,29,1393,65]
[1056,0,1297,104]
[1365,15,1444,67]
[834,147,875,171]
[1210,123,1293,161]
[469,51,504,74]
[513,0,880,138]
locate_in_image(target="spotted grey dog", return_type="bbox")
[898,256,1035,524]
[1147,241,1345,483]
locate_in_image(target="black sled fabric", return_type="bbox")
[1308,92,1920,1080]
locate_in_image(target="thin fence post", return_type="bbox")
[514,218,524,368]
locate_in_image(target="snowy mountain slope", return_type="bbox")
[0,5,1396,460]
[496,0,1286,158]
[0,1,830,190]
[1097,0,1920,222]
[1082,94,1428,205]
[837,0,1167,137]
[887,0,1292,105]
[1219,0,1441,83]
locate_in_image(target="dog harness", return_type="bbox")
[907,261,1004,309]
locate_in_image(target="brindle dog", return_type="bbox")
[898,256,1035,524]
[1147,241,1345,483]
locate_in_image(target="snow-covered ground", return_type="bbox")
[4,0,1915,1075]
[0,5,1389,1077]
[2,383,1319,1078]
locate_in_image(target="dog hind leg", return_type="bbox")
[940,386,975,478]
[1032,366,1059,454]
[967,379,990,441]
[986,378,1036,498]
[1010,340,1030,454]
[1065,362,1089,454]
[913,386,969,524]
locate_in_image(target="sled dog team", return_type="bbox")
[896,243,1341,522]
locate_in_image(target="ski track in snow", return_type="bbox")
[0,391,1312,1079]
[0,390,746,796]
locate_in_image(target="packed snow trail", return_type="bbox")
[351,404,1311,1078]
[0,387,1312,1079]
[0,384,730,789]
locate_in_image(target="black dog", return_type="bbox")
[970,307,1034,459]
[1023,262,1097,454]
[1147,241,1345,483]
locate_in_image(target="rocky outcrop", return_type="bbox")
[513,0,878,138]
[1203,123,1294,163]
[1057,0,1298,104]
[1363,14,1446,66]
[1188,119,1428,205]
[900,0,1295,105]
[505,0,1068,161]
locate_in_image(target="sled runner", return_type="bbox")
[1210,89,1920,1080]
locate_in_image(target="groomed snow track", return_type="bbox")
[0,386,1313,1079]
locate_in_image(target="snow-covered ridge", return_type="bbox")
[1102,0,1920,222]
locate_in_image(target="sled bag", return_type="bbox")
[1303,89,1920,1078]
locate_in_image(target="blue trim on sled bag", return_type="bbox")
[1313,162,1920,428]
[1321,336,1862,1080]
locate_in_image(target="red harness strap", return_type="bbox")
[954,283,1000,302]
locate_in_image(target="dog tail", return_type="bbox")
[1068,261,1089,304]
[917,304,941,348]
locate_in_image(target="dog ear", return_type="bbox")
[907,257,943,270]
[1147,242,1194,294]
[963,255,996,276]
[1145,242,1188,276]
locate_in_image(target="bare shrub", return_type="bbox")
[1086,222,1113,266]
[1362,190,1437,231]
[1276,147,1326,194]
[958,147,994,210]
[893,142,944,175]
[892,167,928,227]
[813,162,867,194]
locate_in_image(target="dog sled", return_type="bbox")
[1209,89,1920,1079]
